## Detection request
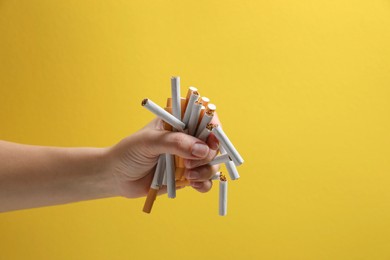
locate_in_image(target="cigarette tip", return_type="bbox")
[220,174,227,182]
[141,98,148,106]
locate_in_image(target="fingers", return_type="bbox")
[184,164,220,181]
[189,180,213,193]
[146,130,210,160]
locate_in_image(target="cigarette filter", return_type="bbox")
[175,179,190,187]
[220,146,240,180]
[219,174,228,216]
[199,96,210,107]
[187,101,202,136]
[212,125,244,166]
[143,188,158,214]
[166,153,176,198]
[182,92,199,126]
[171,76,181,121]
[142,98,185,131]
[208,153,231,166]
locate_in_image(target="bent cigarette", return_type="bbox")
[188,101,202,136]
[212,125,244,166]
[208,154,231,166]
[182,92,199,126]
[171,76,181,122]
[143,188,158,214]
[220,146,240,180]
[196,104,216,137]
[166,153,176,198]
[151,155,166,189]
[142,98,185,131]
[219,174,228,216]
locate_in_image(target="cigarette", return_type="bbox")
[212,125,244,166]
[187,101,202,136]
[220,146,240,180]
[208,153,231,166]
[176,179,190,187]
[180,98,186,119]
[162,169,167,186]
[185,86,198,103]
[143,188,158,214]
[199,96,210,107]
[166,153,176,198]
[151,154,166,189]
[211,171,221,180]
[141,98,185,131]
[195,104,216,137]
[182,91,199,126]
[198,97,210,121]
[197,123,215,142]
[171,76,181,122]
[219,174,228,216]
[163,107,173,131]
[175,167,185,181]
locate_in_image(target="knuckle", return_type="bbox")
[170,133,186,149]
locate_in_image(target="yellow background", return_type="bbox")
[1,1,390,259]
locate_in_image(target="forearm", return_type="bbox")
[0,141,117,212]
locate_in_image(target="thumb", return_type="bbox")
[146,130,210,159]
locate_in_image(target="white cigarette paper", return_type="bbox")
[142,98,185,131]
[188,102,202,136]
[219,176,228,216]
[211,172,221,180]
[212,125,244,166]
[195,105,214,137]
[151,154,166,189]
[165,153,176,198]
[208,154,231,166]
[182,92,199,126]
[197,126,211,142]
[220,146,240,180]
[171,76,181,122]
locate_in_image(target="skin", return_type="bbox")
[0,117,220,212]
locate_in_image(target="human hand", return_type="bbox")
[105,115,221,199]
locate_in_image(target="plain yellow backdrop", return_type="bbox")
[1,1,390,259]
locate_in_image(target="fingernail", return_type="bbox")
[185,171,199,180]
[190,181,202,188]
[192,143,208,157]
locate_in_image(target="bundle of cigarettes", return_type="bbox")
[141,76,244,216]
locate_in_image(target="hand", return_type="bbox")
[106,116,221,198]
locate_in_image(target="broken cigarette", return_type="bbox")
[211,171,222,180]
[212,125,244,166]
[219,174,228,216]
[208,153,231,166]
[142,98,185,131]
[220,146,240,180]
